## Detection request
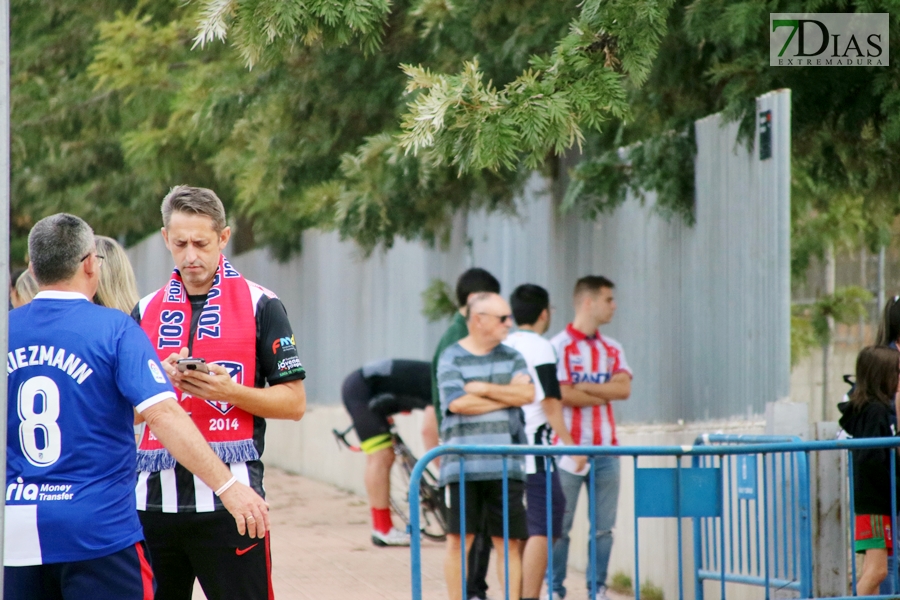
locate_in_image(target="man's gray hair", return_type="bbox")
[161,185,227,233]
[465,291,496,321]
[28,214,95,285]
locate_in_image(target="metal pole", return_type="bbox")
[859,244,866,344]
[0,0,11,592]
[878,245,886,314]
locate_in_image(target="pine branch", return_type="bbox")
[194,0,236,49]
[397,0,675,172]
[192,0,392,68]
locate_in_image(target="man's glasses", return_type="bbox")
[477,313,512,324]
[80,252,105,264]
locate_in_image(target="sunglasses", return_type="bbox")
[477,313,513,324]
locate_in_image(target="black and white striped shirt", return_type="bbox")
[132,283,305,513]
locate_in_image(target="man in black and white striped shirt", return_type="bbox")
[133,186,306,600]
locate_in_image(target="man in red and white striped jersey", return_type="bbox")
[549,276,632,600]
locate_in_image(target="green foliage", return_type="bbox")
[790,311,817,368]
[20,0,832,260]
[793,286,874,357]
[193,0,391,68]
[9,1,181,263]
[563,127,695,223]
[398,0,676,171]
[790,193,868,280]
[640,580,665,600]
[686,0,900,269]
[563,0,900,260]
[420,278,457,322]
[609,571,634,595]
[79,0,571,257]
[812,286,874,347]
[16,0,900,265]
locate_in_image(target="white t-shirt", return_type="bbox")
[503,330,562,474]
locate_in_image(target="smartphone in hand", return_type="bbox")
[176,357,210,374]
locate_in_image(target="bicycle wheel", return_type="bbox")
[418,466,448,541]
[389,443,448,541]
[388,450,413,529]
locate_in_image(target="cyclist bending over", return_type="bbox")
[341,359,434,546]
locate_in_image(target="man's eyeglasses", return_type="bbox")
[477,312,513,324]
[80,252,105,264]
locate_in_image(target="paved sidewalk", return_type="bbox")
[192,468,628,600]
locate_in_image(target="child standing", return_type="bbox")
[839,345,900,595]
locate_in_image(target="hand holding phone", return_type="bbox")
[176,357,210,374]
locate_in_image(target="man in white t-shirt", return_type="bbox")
[549,276,632,600]
[503,284,583,600]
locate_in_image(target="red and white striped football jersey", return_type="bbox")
[550,324,632,450]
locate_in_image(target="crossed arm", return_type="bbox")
[560,371,632,408]
[448,373,535,415]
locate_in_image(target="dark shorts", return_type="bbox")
[445,479,528,540]
[5,541,155,600]
[342,370,391,451]
[140,510,272,600]
[525,470,566,538]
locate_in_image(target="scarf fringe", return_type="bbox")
[136,440,259,473]
[208,439,260,464]
[136,449,177,473]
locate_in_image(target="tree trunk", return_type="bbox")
[878,245,886,318]
[822,242,836,422]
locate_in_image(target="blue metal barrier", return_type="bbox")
[691,434,812,599]
[408,437,900,600]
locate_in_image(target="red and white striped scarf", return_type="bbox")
[137,254,258,472]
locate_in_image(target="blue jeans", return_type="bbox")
[551,456,620,597]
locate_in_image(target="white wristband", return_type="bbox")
[214,476,237,497]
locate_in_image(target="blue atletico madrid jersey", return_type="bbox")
[5,291,175,566]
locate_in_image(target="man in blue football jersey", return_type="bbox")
[4,213,270,600]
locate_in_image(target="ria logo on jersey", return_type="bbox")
[7,477,74,502]
[205,361,243,415]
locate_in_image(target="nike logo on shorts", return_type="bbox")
[235,543,259,556]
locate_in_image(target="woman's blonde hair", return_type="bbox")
[13,269,39,306]
[94,236,139,314]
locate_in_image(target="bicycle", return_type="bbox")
[333,418,448,541]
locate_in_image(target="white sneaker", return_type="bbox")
[371,527,411,547]
[590,585,611,600]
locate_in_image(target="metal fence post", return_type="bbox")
[812,422,845,596]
